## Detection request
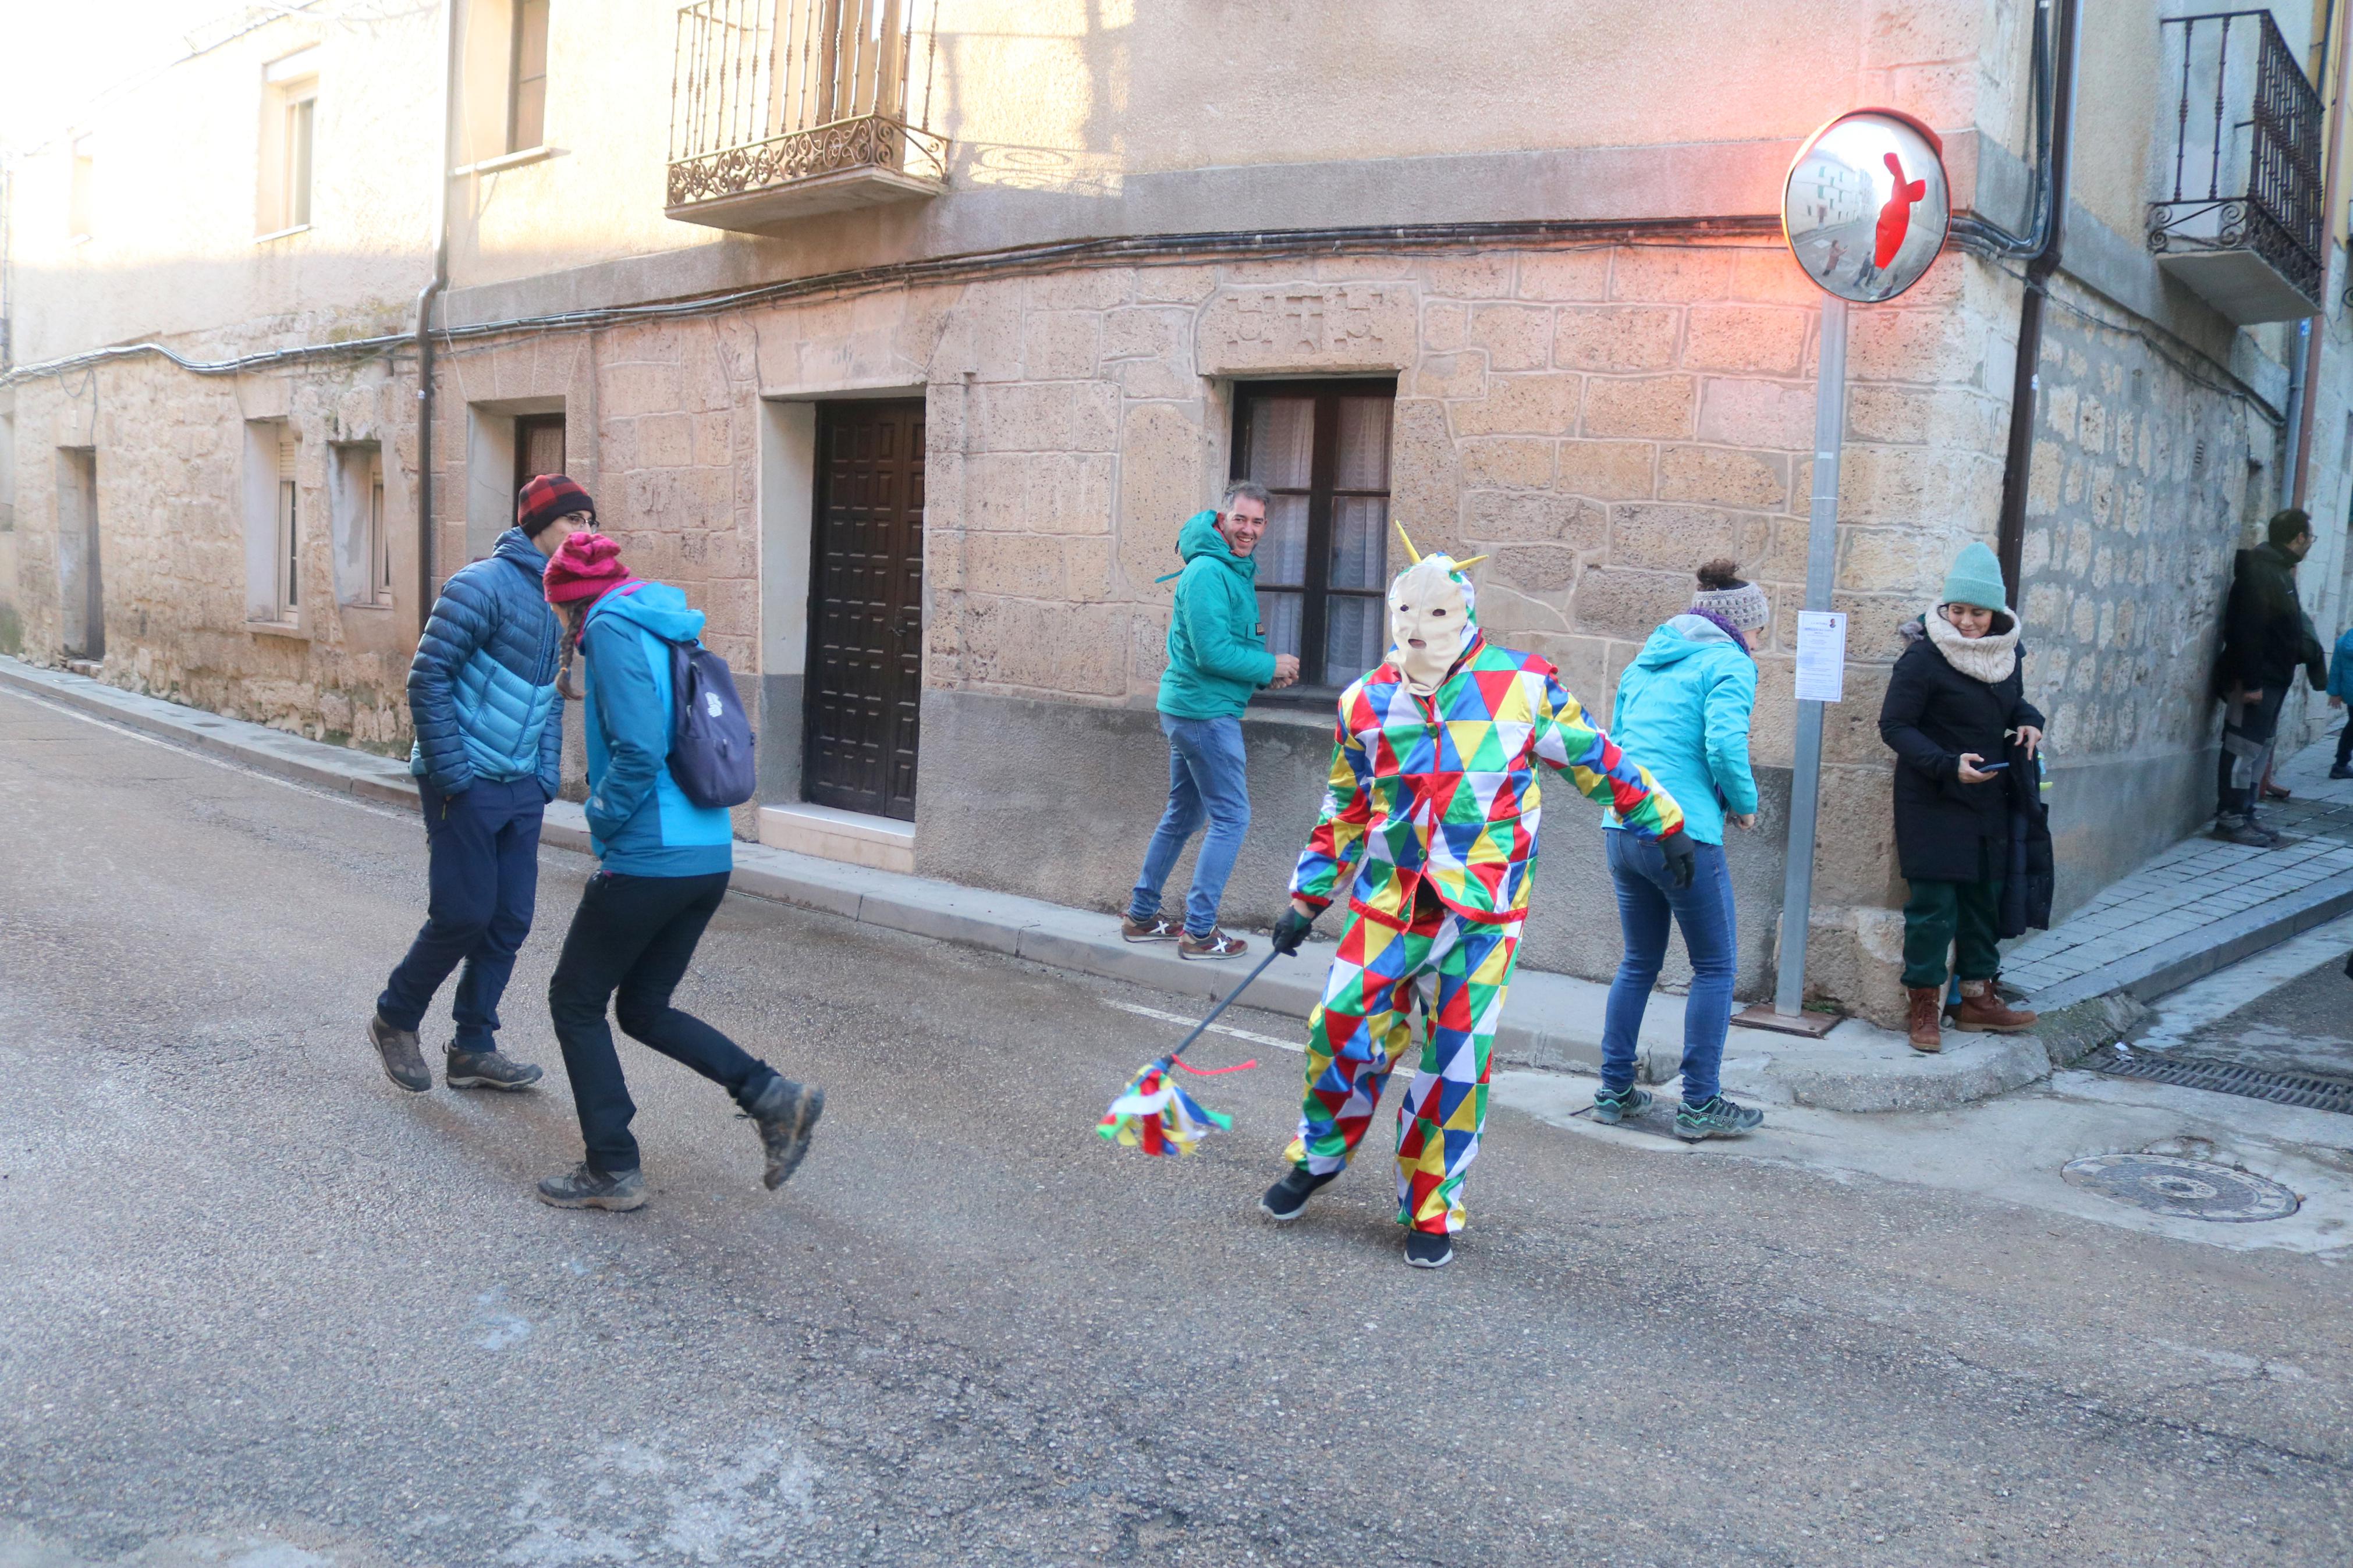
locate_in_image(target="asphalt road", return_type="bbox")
[2181,955,2353,1079]
[3,686,2351,1568]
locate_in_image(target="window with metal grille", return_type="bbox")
[1229,379,1398,692]
[509,0,549,152]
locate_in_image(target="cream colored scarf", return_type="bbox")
[1924,606,2018,684]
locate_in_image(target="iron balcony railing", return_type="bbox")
[2148,9,2325,310]
[668,0,947,213]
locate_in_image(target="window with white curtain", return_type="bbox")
[1230,379,1399,692]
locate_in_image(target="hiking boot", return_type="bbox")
[1591,1085,1653,1125]
[1952,980,2038,1034]
[1674,1094,1764,1141]
[746,1076,825,1190]
[368,1014,431,1093]
[1906,987,1943,1054]
[1121,913,1181,943]
[2213,815,2279,847]
[1259,1164,1341,1221]
[446,1047,543,1091]
[1404,1231,1454,1270]
[535,1164,647,1211]
[1179,929,1248,960]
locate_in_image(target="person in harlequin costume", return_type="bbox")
[1258,527,1694,1269]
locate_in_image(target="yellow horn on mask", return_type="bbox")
[1393,519,1422,564]
[1452,554,1488,570]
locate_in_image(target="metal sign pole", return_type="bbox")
[1772,293,1848,1018]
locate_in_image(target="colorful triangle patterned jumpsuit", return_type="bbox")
[1284,557,1683,1238]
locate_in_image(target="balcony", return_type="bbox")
[2148,10,2325,325]
[666,0,949,233]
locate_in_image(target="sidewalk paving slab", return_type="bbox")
[1,655,2044,1112]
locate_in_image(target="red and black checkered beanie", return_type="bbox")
[517,473,595,538]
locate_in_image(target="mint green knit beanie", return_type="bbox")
[1940,541,2008,611]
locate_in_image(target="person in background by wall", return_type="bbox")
[367,474,592,1095]
[2213,509,2326,845]
[533,533,822,1211]
[1591,560,1768,1141]
[1121,481,1301,959]
[1879,542,2045,1055]
[2323,618,2353,781]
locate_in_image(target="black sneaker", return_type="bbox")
[1674,1094,1765,1142]
[2333,764,2353,781]
[535,1164,647,1211]
[368,1014,430,1093]
[1591,1085,1653,1125]
[1259,1165,1340,1221]
[746,1077,825,1190]
[446,1047,544,1090]
[1404,1231,1454,1269]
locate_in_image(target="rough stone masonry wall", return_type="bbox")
[10,355,420,750]
[2016,273,2280,906]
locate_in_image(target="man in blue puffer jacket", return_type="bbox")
[368,474,594,1094]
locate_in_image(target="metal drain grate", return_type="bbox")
[2085,1045,2353,1114]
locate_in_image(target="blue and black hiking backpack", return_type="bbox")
[666,639,757,808]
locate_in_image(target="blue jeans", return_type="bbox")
[378,776,546,1052]
[1128,713,1251,939]
[1599,830,1737,1104]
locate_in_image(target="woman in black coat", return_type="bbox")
[1878,542,2045,1053]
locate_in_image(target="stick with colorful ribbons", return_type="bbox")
[1096,948,1277,1156]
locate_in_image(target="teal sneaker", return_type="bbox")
[1591,1085,1653,1125]
[1674,1094,1763,1142]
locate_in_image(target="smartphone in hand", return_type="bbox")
[1976,760,2010,773]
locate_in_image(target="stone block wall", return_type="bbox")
[2015,273,2285,906]
[9,352,420,749]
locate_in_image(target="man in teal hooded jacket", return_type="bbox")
[1122,482,1300,958]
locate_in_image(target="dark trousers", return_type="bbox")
[1901,874,2004,990]
[546,869,778,1175]
[1600,832,1737,1103]
[2217,685,2288,819]
[378,776,546,1051]
[2334,719,2351,769]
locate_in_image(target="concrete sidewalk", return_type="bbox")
[2,655,2046,1113]
[2003,733,2353,1017]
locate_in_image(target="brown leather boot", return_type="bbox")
[1952,979,2038,1033]
[1905,987,1943,1054]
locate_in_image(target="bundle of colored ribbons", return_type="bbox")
[1096,948,1282,1157]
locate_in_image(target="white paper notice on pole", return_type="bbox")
[1794,611,1847,703]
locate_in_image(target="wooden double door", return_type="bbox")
[805,400,925,822]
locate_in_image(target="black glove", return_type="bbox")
[1270,906,1316,956]
[1658,829,1696,890]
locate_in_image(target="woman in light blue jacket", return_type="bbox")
[1592,560,1768,1141]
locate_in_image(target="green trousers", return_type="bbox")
[1901,875,2004,990]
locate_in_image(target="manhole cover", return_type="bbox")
[2061,1154,2299,1222]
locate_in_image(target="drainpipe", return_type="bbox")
[2293,0,2353,510]
[412,0,457,627]
[1994,0,2082,598]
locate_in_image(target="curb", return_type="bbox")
[5,655,2021,1113]
[2028,871,2353,1015]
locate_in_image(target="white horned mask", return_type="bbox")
[1386,522,1485,696]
